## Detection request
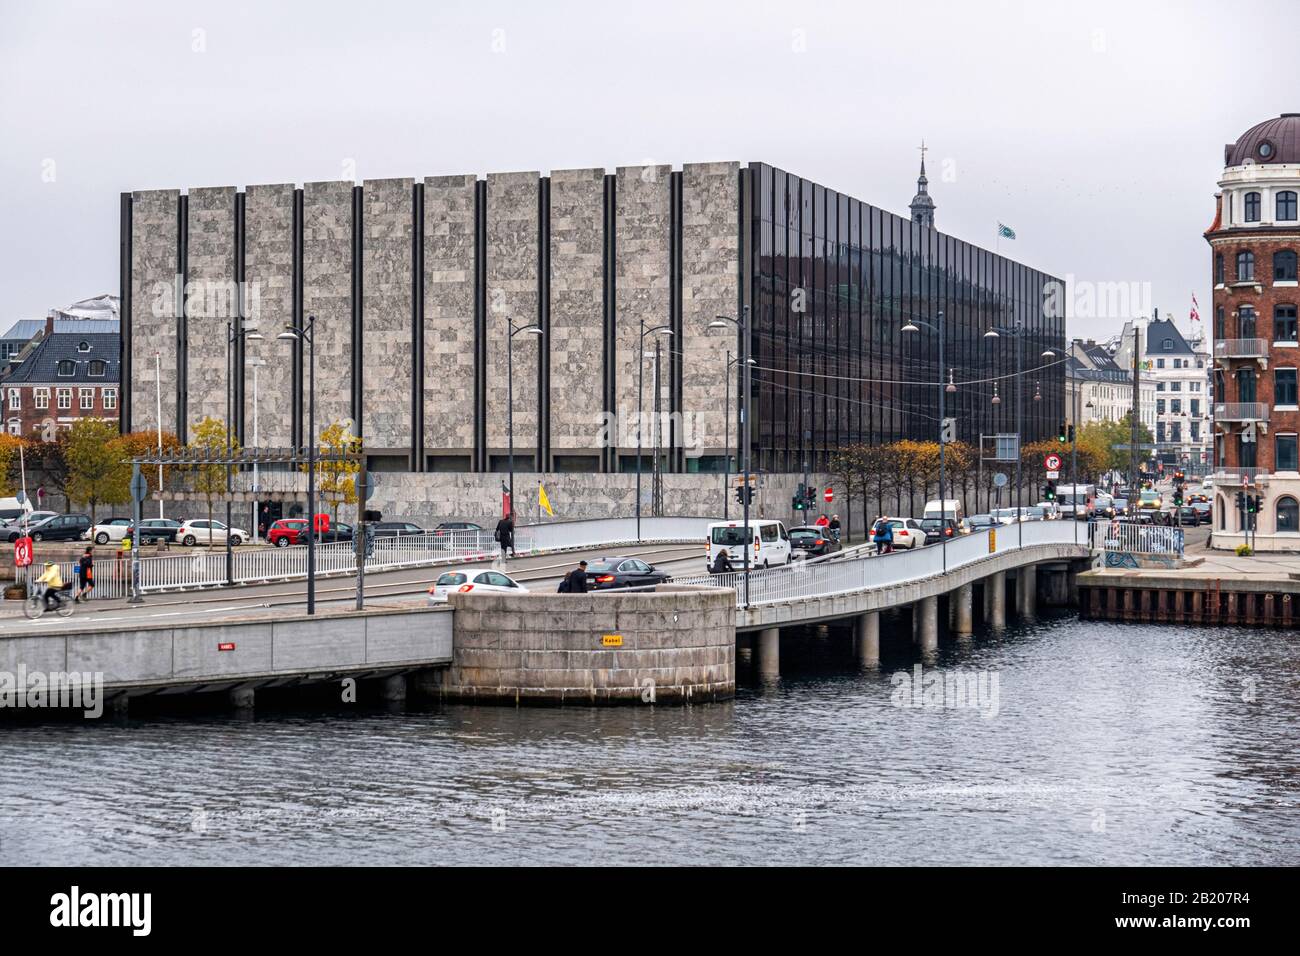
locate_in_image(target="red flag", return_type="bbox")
[1190,293,1200,323]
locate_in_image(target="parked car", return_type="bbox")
[315,522,354,544]
[968,514,998,532]
[21,513,92,542]
[433,521,484,535]
[919,517,965,542]
[872,517,927,549]
[85,517,135,544]
[267,518,310,547]
[432,521,487,549]
[371,521,426,538]
[427,567,527,604]
[177,519,248,547]
[584,556,672,590]
[788,525,842,559]
[136,518,183,543]
[1177,505,1209,525]
[2,510,57,533]
[990,507,1026,525]
[1190,500,1212,521]
[1118,511,1157,526]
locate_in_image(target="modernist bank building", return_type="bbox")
[119,159,1065,520]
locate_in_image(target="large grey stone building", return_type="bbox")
[119,161,1065,522]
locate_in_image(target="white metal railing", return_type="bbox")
[518,516,715,553]
[1214,402,1270,421]
[1090,520,1184,555]
[675,521,1083,608]
[1214,338,1269,360]
[1210,467,1269,486]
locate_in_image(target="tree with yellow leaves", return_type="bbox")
[314,420,362,524]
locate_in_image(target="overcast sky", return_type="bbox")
[3,0,1298,341]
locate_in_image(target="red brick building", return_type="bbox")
[0,313,121,438]
[1206,113,1300,549]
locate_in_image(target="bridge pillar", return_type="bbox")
[737,632,754,666]
[855,611,880,667]
[1017,566,1037,621]
[381,673,408,703]
[109,694,129,718]
[988,571,1007,629]
[917,596,939,655]
[757,628,780,678]
[229,686,255,710]
[954,583,974,637]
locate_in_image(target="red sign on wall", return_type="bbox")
[824,487,834,503]
[13,537,32,567]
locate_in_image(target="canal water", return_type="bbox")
[1,614,1296,866]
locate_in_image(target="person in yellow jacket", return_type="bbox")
[36,561,64,610]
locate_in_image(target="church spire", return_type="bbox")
[910,140,936,228]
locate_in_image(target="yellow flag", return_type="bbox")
[538,483,554,517]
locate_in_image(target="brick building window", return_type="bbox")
[1244,192,1261,222]
[1278,494,1299,529]
[1275,250,1298,282]
[1240,305,1257,337]
[1276,368,1298,407]
[103,389,117,410]
[34,388,48,409]
[6,419,18,436]
[1277,439,1299,475]
[57,388,71,410]
[1278,191,1298,222]
[1215,306,1225,338]
[79,388,94,410]
[1215,253,1224,285]
[1237,251,1255,282]
[7,389,18,411]
[1276,305,1298,343]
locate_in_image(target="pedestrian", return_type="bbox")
[494,513,516,558]
[557,560,588,593]
[814,512,830,529]
[711,550,734,575]
[871,516,886,555]
[828,514,841,542]
[878,518,895,554]
[74,546,95,603]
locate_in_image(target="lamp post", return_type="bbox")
[709,308,751,606]
[722,351,756,520]
[636,319,674,541]
[226,319,263,585]
[1043,345,1077,541]
[984,313,1026,546]
[902,310,953,572]
[247,355,264,540]
[153,350,164,519]
[505,318,543,520]
[277,317,317,614]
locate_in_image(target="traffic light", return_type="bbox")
[1067,424,1075,443]
[1043,481,1056,501]
[1247,494,1262,514]
[735,486,754,505]
[1235,491,1245,512]
[1057,421,1067,443]
[793,483,807,510]
[1173,491,1183,507]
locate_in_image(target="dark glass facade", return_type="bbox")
[746,163,1066,472]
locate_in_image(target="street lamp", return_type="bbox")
[247,355,265,540]
[984,314,1026,545]
[902,310,951,571]
[226,320,263,585]
[277,317,317,614]
[1044,345,1078,542]
[722,351,756,520]
[636,319,674,541]
[153,349,164,519]
[709,308,751,606]
[505,319,543,521]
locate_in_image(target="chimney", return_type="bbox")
[43,310,54,338]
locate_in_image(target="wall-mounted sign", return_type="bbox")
[601,634,623,647]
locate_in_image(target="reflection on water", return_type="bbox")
[1,614,1296,866]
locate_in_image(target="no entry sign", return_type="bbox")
[1044,454,1062,471]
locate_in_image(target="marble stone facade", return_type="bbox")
[423,175,477,456]
[242,182,295,448]
[361,177,414,454]
[129,188,180,438]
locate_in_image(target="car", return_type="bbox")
[85,517,135,544]
[267,518,310,547]
[19,513,92,542]
[371,521,426,538]
[919,517,965,542]
[433,521,488,549]
[2,510,58,533]
[584,556,672,590]
[788,525,842,559]
[433,521,485,535]
[872,517,927,549]
[968,514,998,532]
[315,522,354,544]
[706,519,792,570]
[1117,511,1157,526]
[990,507,1026,525]
[1137,489,1162,510]
[1022,506,1048,522]
[1202,477,1214,489]
[1033,502,1063,520]
[177,519,249,547]
[1176,505,1210,525]
[427,567,527,604]
[1187,493,1209,505]
[136,518,183,543]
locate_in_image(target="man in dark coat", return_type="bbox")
[495,514,515,558]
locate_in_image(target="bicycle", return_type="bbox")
[24,582,75,620]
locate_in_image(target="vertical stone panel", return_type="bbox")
[484,171,541,459]
[423,175,477,455]
[361,178,414,452]
[548,168,606,452]
[185,187,237,431]
[615,165,672,455]
[301,180,354,438]
[129,189,180,435]
[243,183,295,447]
[681,162,740,458]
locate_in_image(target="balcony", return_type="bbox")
[1214,338,1269,368]
[1211,467,1269,487]
[1214,402,1270,422]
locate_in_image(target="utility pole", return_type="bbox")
[1129,324,1140,495]
[652,337,663,517]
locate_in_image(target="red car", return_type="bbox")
[267,518,310,547]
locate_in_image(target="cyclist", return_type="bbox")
[36,561,65,611]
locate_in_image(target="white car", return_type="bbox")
[428,567,527,604]
[85,517,135,544]
[177,519,249,547]
[872,517,928,549]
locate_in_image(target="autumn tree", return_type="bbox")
[115,429,184,498]
[187,416,238,547]
[0,434,22,498]
[17,432,70,511]
[66,419,131,519]
[314,420,362,524]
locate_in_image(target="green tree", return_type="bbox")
[315,420,362,524]
[187,416,238,547]
[66,419,131,519]
[20,432,70,511]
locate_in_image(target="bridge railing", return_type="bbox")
[675,520,1082,607]
[1089,521,1184,555]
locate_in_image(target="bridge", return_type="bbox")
[1,519,1093,710]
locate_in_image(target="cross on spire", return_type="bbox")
[910,139,936,228]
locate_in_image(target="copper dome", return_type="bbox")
[1225,113,1300,166]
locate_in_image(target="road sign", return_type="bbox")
[1046,470,1060,480]
[363,470,375,502]
[130,470,149,502]
[15,491,25,505]
[14,537,32,568]
[824,487,833,503]
[1044,454,1062,471]
[993,472,1008,488]
[940,417,957,444]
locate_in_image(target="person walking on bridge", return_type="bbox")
[494,513,516,559]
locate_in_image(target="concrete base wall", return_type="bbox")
[443,585,735,704]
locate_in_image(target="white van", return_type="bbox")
[923,499,965,522]
[706,519,792,572]
[0,496,33,526]
[1056,483,1096,520]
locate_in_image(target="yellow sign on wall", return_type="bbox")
[989,528,997,553]
[602,634,623,647]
